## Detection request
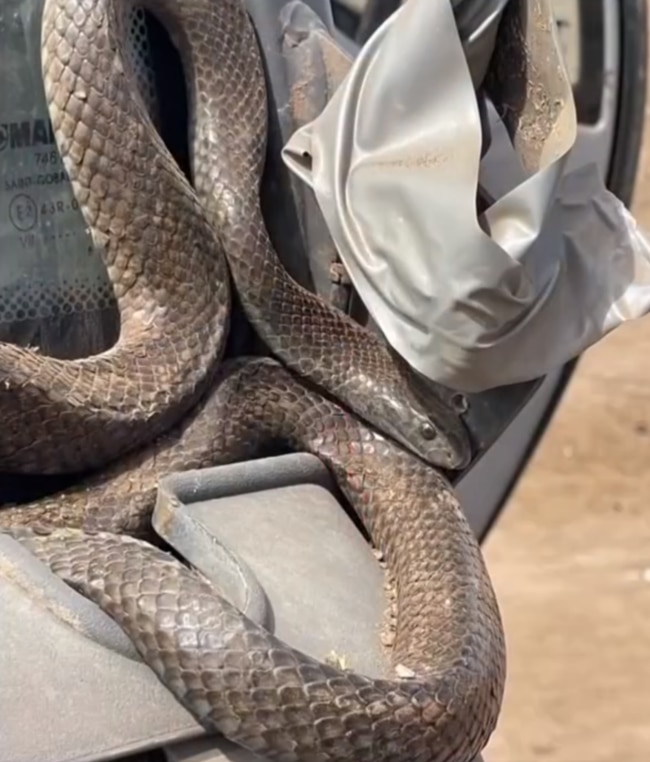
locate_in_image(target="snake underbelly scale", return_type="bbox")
[0,0,506,760]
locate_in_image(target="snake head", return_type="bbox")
[374,391,472,470]
[370,359,472,471]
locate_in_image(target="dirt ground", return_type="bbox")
[482,96,650,762]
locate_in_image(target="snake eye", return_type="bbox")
[420,422,437,441]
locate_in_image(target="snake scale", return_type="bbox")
[0,0,506,760]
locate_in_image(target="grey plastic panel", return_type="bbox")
[163,736,486,762]
[154,455,387,681]
[0,455,391,762]
[0,537,201,762]
[164,737,263,762]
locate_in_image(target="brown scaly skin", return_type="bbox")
[0,0,501,756]
[3,358,505,762]
[0,0,470,475]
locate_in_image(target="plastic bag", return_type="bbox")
[284,0,650,392]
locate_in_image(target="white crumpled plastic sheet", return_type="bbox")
[283,0,650,393]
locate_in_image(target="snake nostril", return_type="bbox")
[420,422,437,441]
[451,392,468,413]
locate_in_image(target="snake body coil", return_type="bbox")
[5,358,506,762]
[0,0,471,475]
[0,0,506,759]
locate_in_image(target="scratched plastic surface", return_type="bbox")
[0,0,123,357]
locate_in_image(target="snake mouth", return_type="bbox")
[444,430,473,471]
[422,428,472,471]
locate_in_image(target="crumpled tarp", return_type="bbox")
[283,0,650,393]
